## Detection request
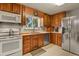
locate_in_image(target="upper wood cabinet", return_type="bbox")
[21,5,26,25]
[51,12,65,27]
[51,14,59,27]
[58,12,66,26]
[12,3,22,14]
[24,6,34,15]
[0,3,12,12]
[38,11,44,18]
[0,3,23,14]
[43,14,50,26]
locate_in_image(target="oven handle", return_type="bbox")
[0,37,21,41]
[0,39,21,44]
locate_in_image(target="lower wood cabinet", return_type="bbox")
[22,34,45,55]
[38,34,44,48]
[31,35,38,50]
[50,33,57,44]
[50,33,62,47]
[57,33,62,46]
[23,36,31,54]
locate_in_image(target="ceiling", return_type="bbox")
[22,3,79,15]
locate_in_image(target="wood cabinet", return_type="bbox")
[21,5,26,25]
[0,3,12,12]
[22,34,45,55]
[43,14,50,26]
[52,15,58,26]
[50,33,57,44]
[24,6,34,15]
[12,3,22,14]
[57,33,62,46]
[31,34,44,50]
[38,11,44,18]
[0,3,23,14]
[23,36,31,54]
[50,33,62,46]
[38,34,44,48]
[31,35,38,50]
[51,12,65,27]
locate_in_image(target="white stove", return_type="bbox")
[0,28,22,56]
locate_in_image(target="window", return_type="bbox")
[26,16,33,29]
[26,15,43,29]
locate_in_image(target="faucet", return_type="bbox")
[33,26,35,32]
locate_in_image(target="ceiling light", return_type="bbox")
[54,3,64,6]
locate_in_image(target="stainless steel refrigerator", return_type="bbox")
[62,16,79,55]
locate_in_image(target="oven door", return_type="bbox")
[0,38,22,56]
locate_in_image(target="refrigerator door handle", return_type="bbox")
[62,27,65,34]
[76,32,79,42]
[62,27,65,43]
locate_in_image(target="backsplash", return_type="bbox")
[51,26,62,33]
[21,25,45,33]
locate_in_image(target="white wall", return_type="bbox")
[66,8,79,17]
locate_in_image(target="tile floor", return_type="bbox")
[24,44,76,56]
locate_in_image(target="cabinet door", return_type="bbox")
[47,15,50,26]
[43,14,46,26]
[38,11,44,18]
[43,14,48,26]
[50,33,57,44]
[0,3,12,12]
[12,3,21,14]
[38,34,44,48]
[23,36,31,54]
[50,33,55,44]
[58,12,65,26]
[57,34,62,46]
[51,15,57,26]
[51,16,54,26]
[21,5,26,25]
[31,35,38,50]
[51,12,65,27]
[24,6,34,15]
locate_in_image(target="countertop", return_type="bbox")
[21,31,62,36]
[21,32,50,36]
[51,32,62,34]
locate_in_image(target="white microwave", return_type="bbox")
[0,11,21,23]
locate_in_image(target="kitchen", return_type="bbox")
[0,3,79,56]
